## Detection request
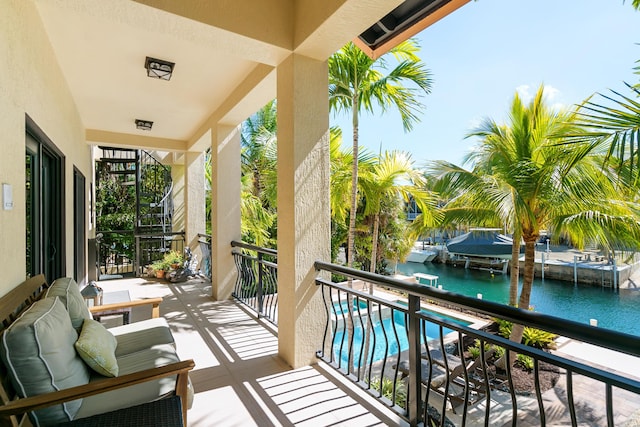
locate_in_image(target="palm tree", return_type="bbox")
[241,100,278,208]
[329,39,433,270]
[360,150,438,275]
[571,83,640,190]
[428,160,521,305]
[329,127,377,263]
[434,85,640,349]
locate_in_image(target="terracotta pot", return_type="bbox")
[156,270,165,279]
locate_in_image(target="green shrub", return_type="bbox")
[516,354,534,371]
[522,327,557,349]
[468,339,490,359]
[369,377,406,408]
[491,345,506,358]
[493,318,557,350]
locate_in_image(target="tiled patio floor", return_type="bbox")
[96,276,408,427]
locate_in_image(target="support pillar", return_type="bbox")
[276,53,330,368]
[185,151,205,260]
[211,126,241,300]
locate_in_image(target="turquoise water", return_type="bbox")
[333,300,370,315]
[397,262,640,336]
[332,307,471,365]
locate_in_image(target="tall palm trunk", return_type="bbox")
[369,213,380,277]
[508,238,537,352]
[360,212,380,379]
[346,94,359,374]
[347,95,359,270]
[509,229,521,306]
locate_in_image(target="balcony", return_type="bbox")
[96,241,640,426]
[96,276,406,426]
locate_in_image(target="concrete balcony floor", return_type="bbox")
[95,276,408,427]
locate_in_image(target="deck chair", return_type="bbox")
[396,348,495,414]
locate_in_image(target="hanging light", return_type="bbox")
[144,56,175,80]
[135,119,153,131]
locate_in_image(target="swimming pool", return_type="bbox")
[332,305,471,366]
[332,299,369,315]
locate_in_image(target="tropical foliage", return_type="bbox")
[329,39,433,270]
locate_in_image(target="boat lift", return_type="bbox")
[413,273,439,287]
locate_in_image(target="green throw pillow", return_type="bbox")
[75,319,119,377]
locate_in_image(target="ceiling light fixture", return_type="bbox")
[145,56,175,80]
[135,119,153,131]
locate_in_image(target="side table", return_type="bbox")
[87,290,132,325]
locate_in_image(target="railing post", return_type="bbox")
[135,235,140,277]
[407,294,422,426]
[257,252,264,317]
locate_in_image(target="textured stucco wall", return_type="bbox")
[277,53,330,368]
[0,0,91,293]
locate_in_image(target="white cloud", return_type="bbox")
[516,84,532,102]
[516,84,566,111]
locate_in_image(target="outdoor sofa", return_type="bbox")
[0,275,194,426]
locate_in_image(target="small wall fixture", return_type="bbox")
[145,56,174,80]
[135,119,153,131]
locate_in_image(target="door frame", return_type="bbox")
[25,114,66,282]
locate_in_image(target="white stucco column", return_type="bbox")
[211,125,241,300]
[185,151,205,260]
[170,159,185,234]
[276,53,330,368]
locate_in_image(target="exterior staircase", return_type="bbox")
[96,147,181,278]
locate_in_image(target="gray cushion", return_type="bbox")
[108,317,175,356]
[0,297,90,426]
[74,344,181,419]
[46,277,91,331]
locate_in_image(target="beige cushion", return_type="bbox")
[46,277,91,331]
[74,344,184,419]
[0,297,90,426]
[108,317,175,356]
[75,319,119,377]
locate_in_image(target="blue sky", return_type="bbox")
[331,0,640,166]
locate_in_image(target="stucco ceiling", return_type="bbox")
[33,0,466,153]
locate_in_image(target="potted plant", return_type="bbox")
[164,250,183,270]
[152,259,168,279]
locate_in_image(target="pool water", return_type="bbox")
[397,262,640,336]
[332,307,470,366]
[332,300,369,315]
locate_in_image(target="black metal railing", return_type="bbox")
[95,230,135,279]
[314,261,640,427]
[231,241,278,324]
[198,234,212,279]
[135,231,185,276]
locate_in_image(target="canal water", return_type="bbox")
[396,262,640,337]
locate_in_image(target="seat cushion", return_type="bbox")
[75,319,119,377]
[0,297,90,426]
[46,277,91,331]
[108,317,175,356]
[74,344,183,420]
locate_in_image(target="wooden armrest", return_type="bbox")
[89,297,163,318]
[0,359,195,417]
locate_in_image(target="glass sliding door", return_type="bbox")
[25,117,65,283]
